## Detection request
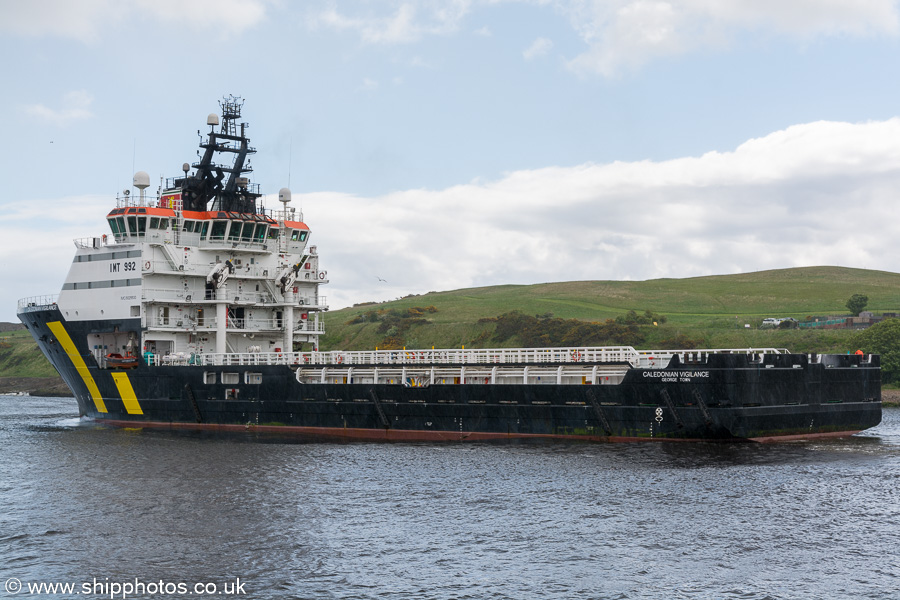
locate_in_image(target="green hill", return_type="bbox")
[321,266,900,353]
[0,328,56,377]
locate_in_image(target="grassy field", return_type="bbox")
[0,328,58,377]
[320,266,900,353]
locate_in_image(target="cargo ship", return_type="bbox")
[17,97,882,442]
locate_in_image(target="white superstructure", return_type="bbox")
[54,96,327,362]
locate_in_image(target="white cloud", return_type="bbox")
[0,0,267,42]
[0,194,112,320]
[474,25,492,37]
[523,37,554,60]
[562,0,900,77]
[299,118,900,310]
[25,90,95,125]
[307,0,472,44]
[358,78,380,92]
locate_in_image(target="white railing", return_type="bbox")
[632,347,787,368]
[141,287,326,308]
[73,236,110,249]
[144,316,325,332]
[144,345,790,368]
[17,295,59,312]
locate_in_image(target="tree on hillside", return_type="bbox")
[853,318,900,384]
[846,294,869,316]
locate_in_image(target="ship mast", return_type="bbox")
[180,95,260,213]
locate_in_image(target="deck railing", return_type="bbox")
[16,295,59,312]
[144,346,789,368]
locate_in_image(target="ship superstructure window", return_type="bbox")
[210,221,227,241]
[149,217,170,230]
[108,218,120,235]
[241,222,254,242]
[245,372,262,385]
[290,229,308,242]
[227,222,243,242]
[255,224,267,241]
[267,227,279,240]
[124,216,148,237]
[200,221,209,238]
[183,220,196,233]
[222,372,239,385]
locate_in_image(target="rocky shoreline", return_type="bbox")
[0,377,72,397]
[880,389,900,407]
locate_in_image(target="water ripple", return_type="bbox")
[1,397,899,599]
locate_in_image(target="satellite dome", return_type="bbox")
[278,187,292,204]
[133,171,150,190]
[207,113,219,126]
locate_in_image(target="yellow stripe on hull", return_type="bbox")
[110,372,144,415]
[46,321,107,413]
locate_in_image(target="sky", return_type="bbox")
[2,0,900,322]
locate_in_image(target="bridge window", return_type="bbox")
[126,216,147,237]
[108,218,120,235]
[200,221,209,238]
[227,222,243,241]
[254,224,267,241]
[183,220,195,233]
[210,221,227,241]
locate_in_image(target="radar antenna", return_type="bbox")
[178,95,260,213]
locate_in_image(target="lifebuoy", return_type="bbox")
[336,355,344,364]
[318,272,325,280]
[144,261,151,270]
[571,351,582,362]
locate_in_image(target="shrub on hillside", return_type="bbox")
[657,334,705,349]
[853,318,900,384]
[480,311,648,347]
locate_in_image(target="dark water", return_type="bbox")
[2,397,900,600]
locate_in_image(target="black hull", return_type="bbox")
[20,308,883,442]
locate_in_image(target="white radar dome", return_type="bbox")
[133,171,150,190]
[278,187,292,204]
[207,113,220,126]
